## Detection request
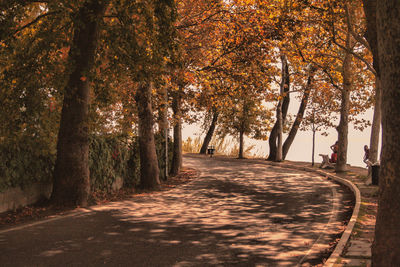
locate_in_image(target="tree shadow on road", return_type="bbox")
[0,161,354,266]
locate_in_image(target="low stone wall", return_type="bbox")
[0,183,52,213]
[0,177,124,214]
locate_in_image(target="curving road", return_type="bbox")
[0,154,352,266]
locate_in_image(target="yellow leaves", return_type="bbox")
[237,0,256,5]
[163,56,170,63]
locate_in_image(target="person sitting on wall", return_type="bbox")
[330,141,338,163]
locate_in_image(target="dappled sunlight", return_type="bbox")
[0,155,352,266]
[87,156,346,265]
[40,249,64,257]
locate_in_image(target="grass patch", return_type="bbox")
[356,174,369,182]
[352,204,368,238]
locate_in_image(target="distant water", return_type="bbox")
[182,89,380,169]
[183,108,379,169]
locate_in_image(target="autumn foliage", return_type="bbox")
[1,0,374,200]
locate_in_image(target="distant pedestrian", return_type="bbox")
[363,145,371,167]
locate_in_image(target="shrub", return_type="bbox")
[0,133,173,194]
[89,134,140,192]
[0,136,55,192]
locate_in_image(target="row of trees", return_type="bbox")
[191,0,375,170]
[1,0,178,206]
[0,0,377,204]
[2,0,400,264]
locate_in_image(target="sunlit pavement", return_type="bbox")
[0,154,353,266]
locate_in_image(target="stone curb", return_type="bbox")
[1,154,362,267]
[263,161,361,267]
[183,155,362,266]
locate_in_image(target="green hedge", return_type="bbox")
[89,135,139,192]
[0,136,54,192]
[0,134,173,193]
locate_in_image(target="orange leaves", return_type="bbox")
[59,47,70,60]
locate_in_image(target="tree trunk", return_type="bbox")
[51,0,108,207]
[363,0,380,77]
[335,30,353,173]
[135,82,160,189]
[312,128,316,167]
[366,1,400,265]
[199,110,219,154]
[276,99,283,162]
[267,55,290,161]
[158,85,169,180]
[238,130,244,159]
[282,72,314,160]
[267,124,279,160]
[369,77,381,164]
[267,96,290,160]
[170,90,182,176]
[158,86,168,135]
[276,55,289,162]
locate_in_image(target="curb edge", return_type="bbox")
[264,161,361,267]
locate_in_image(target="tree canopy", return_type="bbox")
[1,0,376,202]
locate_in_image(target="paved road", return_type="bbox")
[0,155,352,266]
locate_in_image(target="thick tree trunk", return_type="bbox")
[369,77,381,164]
[282,72,314,160]
[335,30,353,173]
[170,90,182,176]
[267,124,279,160]
[368,1,400,265]
[199,110,219,154]
[238,130,244,159]
[335,84,350,172]
[51,0,108,207]
[267,55,290,161]
[135,82,160,189]
[363,0,380,77]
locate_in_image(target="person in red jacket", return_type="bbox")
[330,141,338,163]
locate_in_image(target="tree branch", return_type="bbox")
[333,40,376,75]
[329,2,376,76]
[344,2,372,52]
[322,68,341,90]
[13,11,60,36]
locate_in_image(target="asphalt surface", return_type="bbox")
[0,154,353,266]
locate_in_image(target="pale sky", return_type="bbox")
[182,102,379,168]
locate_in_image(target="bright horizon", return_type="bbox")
[182,103,379,169]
